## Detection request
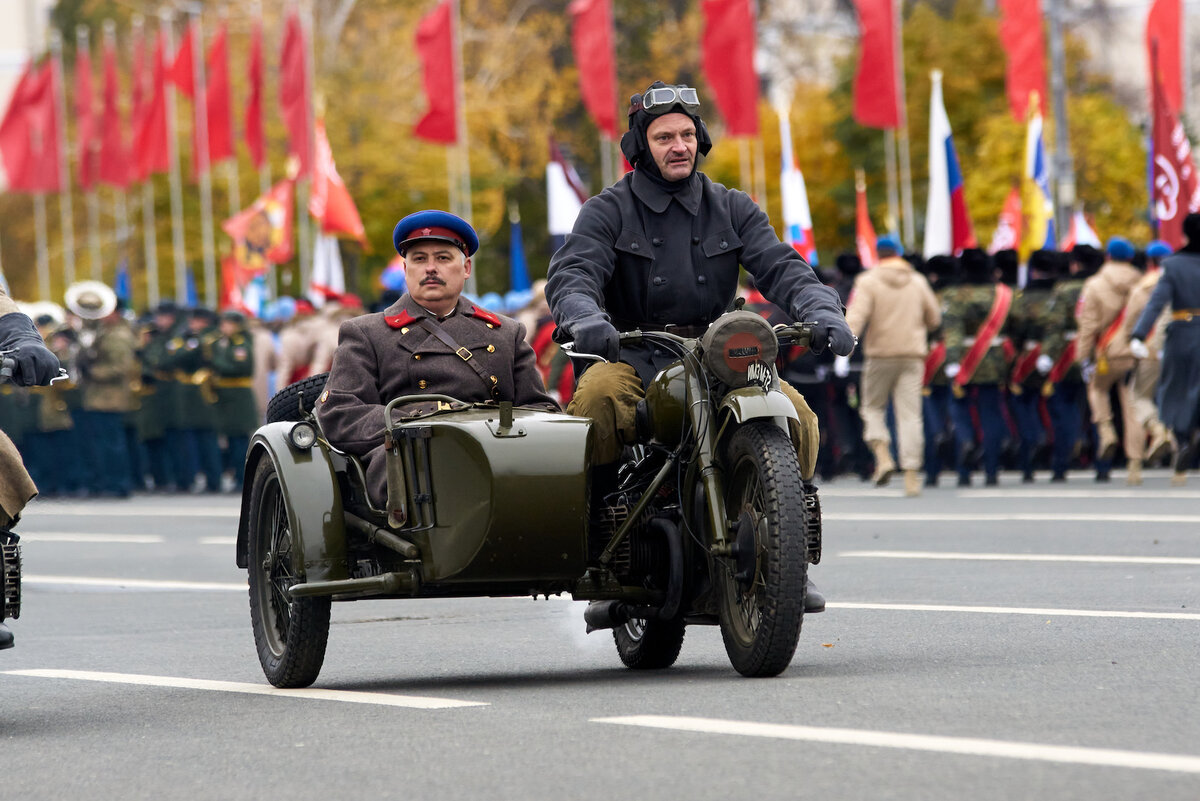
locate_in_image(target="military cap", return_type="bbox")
[1146,240,1172,259]
[190,307,218,324]
[1106,236,1135,262]
[393,210,480,257]
[64,280,118,320]
[154,300,180,316]
[220,308,247,324]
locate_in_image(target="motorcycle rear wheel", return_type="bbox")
[247,458,331,688]
[613,616,686,669]
[716,421,807,677]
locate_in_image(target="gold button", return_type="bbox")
[418,380,427,389]
[401,327,409,334]
[486,345,495,353]
[490,375,498,383]
[414,354,421,360]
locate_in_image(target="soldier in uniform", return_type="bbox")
[940,249,1013,486]
[1076,237,1144,482]
[921,255,957,487]
[208,310,259,491]
[25,319,80,495]
[0,285,62,648]
[1006,250,1059,482]
[318,211,557,507]
[140,302,186,491]
[67,281,138,497]
[170,308,224,493]
[1120,241,1175,479]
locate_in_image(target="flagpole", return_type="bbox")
[894,0,914,247]
[599,134,612,189]
[884,129,899,237]
[738,139,751,198]
[451,0,475,295]
[753,136,768,216]
[1046,0,1075,242]
[187,8,217,309]
[34,194,50,300]
[297,0,317,296]
[102,21,132,291]
[77,27,102,281]
[162,9,187,305]
[129,15,158,306]
[49,29,77,290]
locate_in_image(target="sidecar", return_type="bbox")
[235,384,596,687]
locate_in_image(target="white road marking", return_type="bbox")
[25,575,246,592]
[199,536,238,545]
[958,489,1200,499]
[839,550,1200,565]
[3,669,487,709]
[592,715,1200,774]
[826,513,1200,522]
[25,505,239,518]
[826,602,1200,621]
[16,533,164,544]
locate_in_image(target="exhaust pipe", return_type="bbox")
[584,517,685,633]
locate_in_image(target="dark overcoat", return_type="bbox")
[317,294,558,505]
[1132,248,1200,433]
[209,331,260,436]
[545,169,843,388]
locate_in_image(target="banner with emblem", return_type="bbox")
[220,178,295,315]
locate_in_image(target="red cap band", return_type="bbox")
[401,226,467,251]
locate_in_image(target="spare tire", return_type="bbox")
[266,372,329,424]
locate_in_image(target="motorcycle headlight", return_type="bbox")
[699,310,779,387]
[288,421,318,451]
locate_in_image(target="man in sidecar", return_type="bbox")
[316,210,557,507]
[546,81,856,614]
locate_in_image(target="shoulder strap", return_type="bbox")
[416,318,501,400]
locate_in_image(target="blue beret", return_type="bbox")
[1146,240,1172,259]
[876,235,902,254]
[1106,236,1135,262]
[393,210,479,257]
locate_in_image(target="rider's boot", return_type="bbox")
[805,578,825,614]
[0,623,12,650]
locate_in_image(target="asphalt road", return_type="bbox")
[3,470,1199,800]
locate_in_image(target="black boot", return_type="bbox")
[805,578,826,614]
[0,623,13,650]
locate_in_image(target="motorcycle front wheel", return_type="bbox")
[247,458,331,688]
[716,421,808,677]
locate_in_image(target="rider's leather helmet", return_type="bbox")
[620,81,713,179]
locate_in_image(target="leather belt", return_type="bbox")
[613,318,709,338]
[1171,308,1200,322]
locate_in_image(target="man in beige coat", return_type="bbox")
[1076,237,1143,480]
[845,236,941,496]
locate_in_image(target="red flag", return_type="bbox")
[279,11,312,175]
[223,178,296,269]
[1151,55,1200,249]
[309,119,367,245]
[568,0,617,139]
[130,28,147,133]
[205,24,233,164]
[75,42,98,190]
[1146,0,1182,114]
[169,24,195,98]
[244,22,265,168]
[134,32,170,180]
[700,0,759,137]
[98,37,131,188]
[855,174,878,267]
[0,60,62,193]
[413,1,458,144]
[998,0,1046,122]
[851,0,901,129]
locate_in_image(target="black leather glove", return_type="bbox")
[805,310,856,357]
[570,315,620,362]
[0,311,62,386]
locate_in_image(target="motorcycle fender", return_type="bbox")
[234,423,348,583]
[718,387,815,480]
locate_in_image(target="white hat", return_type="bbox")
[64,281,118,320]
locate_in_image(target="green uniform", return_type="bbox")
[1045,278,1086,386]
[1007,287,1058,395]
[941,284,1010,385]
[207,330,259,436]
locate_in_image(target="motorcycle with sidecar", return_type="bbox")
[235,308,823,687]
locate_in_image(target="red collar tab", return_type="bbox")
[385,310,419,329]
[468,306,502,327]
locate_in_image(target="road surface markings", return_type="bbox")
[839,550,1200,565]
[958,489,1200,499]
[825,513,1200,522]
[25,575,246,592]
[3,670,487,710]
[199,536,238,546]
[826,602,1200,621]
[26,505,239,518]
[592,715,1200,774]
[17,533,164,544]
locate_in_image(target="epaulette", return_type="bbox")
[385,310,418,330]
[467,306,502,327]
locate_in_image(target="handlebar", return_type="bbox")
[562,321,817,362]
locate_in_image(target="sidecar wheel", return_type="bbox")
[613,617,685,670]
[716,422,807,678]
[266,372,329,424]
[247,458,331,688]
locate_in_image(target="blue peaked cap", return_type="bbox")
[393,210,480,257]
[1146,240,1172,259]
[1105,236,1135,262]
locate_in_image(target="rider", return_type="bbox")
[0,285,63,649]
[545,81,856,613]
[317,211,557,507]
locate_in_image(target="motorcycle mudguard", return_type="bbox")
[718,387,817,480]
[235,422,348,583]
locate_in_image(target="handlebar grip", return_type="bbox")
[0,357,14,382]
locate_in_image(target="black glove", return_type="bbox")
[805,310,856,357]
[0,312,62,386]
[570,315,620,362]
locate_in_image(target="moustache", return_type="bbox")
[420,276,446,286]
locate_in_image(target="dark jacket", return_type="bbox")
[317,294,557,505]
[1132,249,1200,432]
[546,169,843,387]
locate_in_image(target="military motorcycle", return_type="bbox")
[237,308,822,687]
[0,352,32,646]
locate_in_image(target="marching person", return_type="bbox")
[208,310,260,491]
[844,235,941,495]
[317,211,557,507]
[545,81,853,612]
[1131,213,1200,485]
[1076,237,1143,481]
[1006,250,1059,482]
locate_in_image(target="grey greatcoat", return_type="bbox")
[317,294,557,505]
[1132,247,1200,434]
[545,169,844,388]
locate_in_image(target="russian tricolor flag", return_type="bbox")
[923,70,976,257]
[777,109,818,265]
